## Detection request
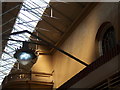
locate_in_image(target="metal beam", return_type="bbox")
[33,0,73,22]
[8,11,57,44]
[1,17,16,27]
[25,1,63,33]
[22,3,59,19]
[6,39,47,46]
[10,30,88,66]
[36,30,55,44]
[1,4,22,16]
[2,58,14,61]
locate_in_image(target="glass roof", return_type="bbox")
[0,0,50,85]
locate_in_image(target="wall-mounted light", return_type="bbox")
[14,42,37,65]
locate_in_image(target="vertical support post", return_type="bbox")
[118,1,120,73]
[30,70,32,81]
[51,7,53,17]
[17,62,20,70]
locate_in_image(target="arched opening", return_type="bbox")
[102,26,116,54]
[96,22,116,55]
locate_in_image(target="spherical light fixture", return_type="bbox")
[14,42,37,65]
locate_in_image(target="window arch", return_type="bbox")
[96,22,116,55]
[102,26,116,54]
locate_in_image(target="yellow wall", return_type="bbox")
[31,55,53,82]
[32,55,53,73]
[52,2,119,88]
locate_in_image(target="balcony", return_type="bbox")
[58,44,120,88]
[2,44,120,89]
[2,72,53,89]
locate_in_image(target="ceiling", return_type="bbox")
[2,2,22,51]
[32,2,97,55]
[1,1,97,85]
[2,2,97,55]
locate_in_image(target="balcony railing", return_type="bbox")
[2,72,53,86]
[58,44,120,89]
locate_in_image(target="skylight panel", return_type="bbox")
[0,0,50,84]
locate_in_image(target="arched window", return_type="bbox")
[96,22,116,55]
[102,26,116,54]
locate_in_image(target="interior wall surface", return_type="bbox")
[52,2,119,88]
[32,55,53,74]
[31,55,53,82]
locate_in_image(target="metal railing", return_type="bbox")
[2,72,53,86]
[92,71,120,89]
[58,43,120,89]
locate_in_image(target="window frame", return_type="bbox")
[96,22,116,56]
